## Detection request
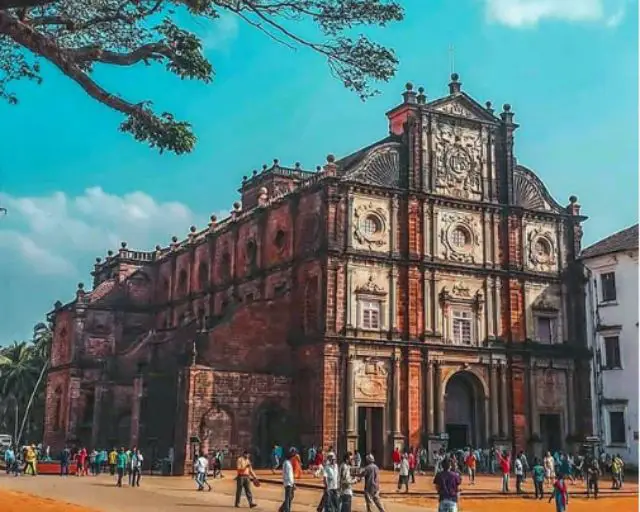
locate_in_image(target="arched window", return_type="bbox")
[198,262,209,290]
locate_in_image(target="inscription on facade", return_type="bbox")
[354,358,389,402]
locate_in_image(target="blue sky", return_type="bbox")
[0,0,637,342]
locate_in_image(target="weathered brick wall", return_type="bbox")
[175,366,292,473]
[407,349,422,447]
[321,342,341,450]
[43,370,70,451]
[51,310,74,368]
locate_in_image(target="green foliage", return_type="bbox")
[0,322,52,443]
[0,0,403,154]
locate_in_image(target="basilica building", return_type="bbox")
[43,75,592,472]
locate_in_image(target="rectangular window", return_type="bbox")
[452,311,472,344]
[601,272,617,302]
[361,301,380,329]
[536,317,555,343]
[604,336,622,369]
[609,411,626,444]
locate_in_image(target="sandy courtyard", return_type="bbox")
[0,471,636,512]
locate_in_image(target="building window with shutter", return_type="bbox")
[452,310,472,345]
[361,300,381,330]
[600,272,617,302]
[603,336,622,369]
[608,410,626,445]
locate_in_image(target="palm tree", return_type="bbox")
[32,322,52,362]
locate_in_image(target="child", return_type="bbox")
[548,473,569,512]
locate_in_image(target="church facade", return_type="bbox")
[43,75,592,472]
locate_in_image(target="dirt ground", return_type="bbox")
[0,471,636,512]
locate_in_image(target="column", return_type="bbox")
[567,369,576,434]
[436,364,445,433]
[423,203,431,257]
[346,355,355,433]
[426,361,435,434]
[393,353,401,434]
[389,268,397,333]
[490,364,499,437]
[433,273,442,335]
[390,195,399,255]
[486,277,495,338]
[423,271,432,334]
[346,266,354,327]
[528,363,538,435]
[500,363,509,438]
[494,277,502,338]
[347,193,354,248]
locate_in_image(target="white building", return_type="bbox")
[582,224,638,466]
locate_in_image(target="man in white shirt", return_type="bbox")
[281,448,296,512]
[323,453,339,512]
[514,455,524,495]
[339,452,355,512]
[195,452,212,492]
[397,453,409,493]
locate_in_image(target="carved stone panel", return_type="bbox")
[437,209,483,264]
[536,370,566,410]
[354,358,389,402]
[432,122,484,200]
[352,196,390,252]
[524,224,558,273]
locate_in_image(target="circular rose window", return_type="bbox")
[362,215,382,237]
[450,226,471,249]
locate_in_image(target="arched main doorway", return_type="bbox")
[253,403,294,468]
[444,371,486,450]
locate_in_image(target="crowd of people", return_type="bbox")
[2,444,145,487]
[0,440,630,512]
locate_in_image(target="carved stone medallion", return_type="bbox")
[354,358,388,402]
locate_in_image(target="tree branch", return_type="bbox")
[0,0,56,10]
[71,42,175,66]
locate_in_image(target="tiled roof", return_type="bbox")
[581,224,638,259]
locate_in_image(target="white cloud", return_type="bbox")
[483,0,629,27]
[0,188,206,342]
[199,13,239,51]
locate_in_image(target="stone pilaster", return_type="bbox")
[528,363,538,436]
[130,374,144,448]
[426,361,435,434]
[390,195,399,255]
[346,353,357,453]
[347,193,354,249]
[346,265,354,328]
[567,368,575,434]
[490,364,499,437]
[389,268,397,334]
[436,364,445,434]
[392,351,403,449]
[423,271,432,334]
[500,362,509,438]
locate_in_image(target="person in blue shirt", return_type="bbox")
[115,448,128,487]
[4,447,15,475]
[60,446,71,476]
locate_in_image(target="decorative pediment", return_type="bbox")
[513,166,564,213]
[355,275,386,296]
[428,93,498,123]
[342,143,401,187]
[532,294,559,312]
